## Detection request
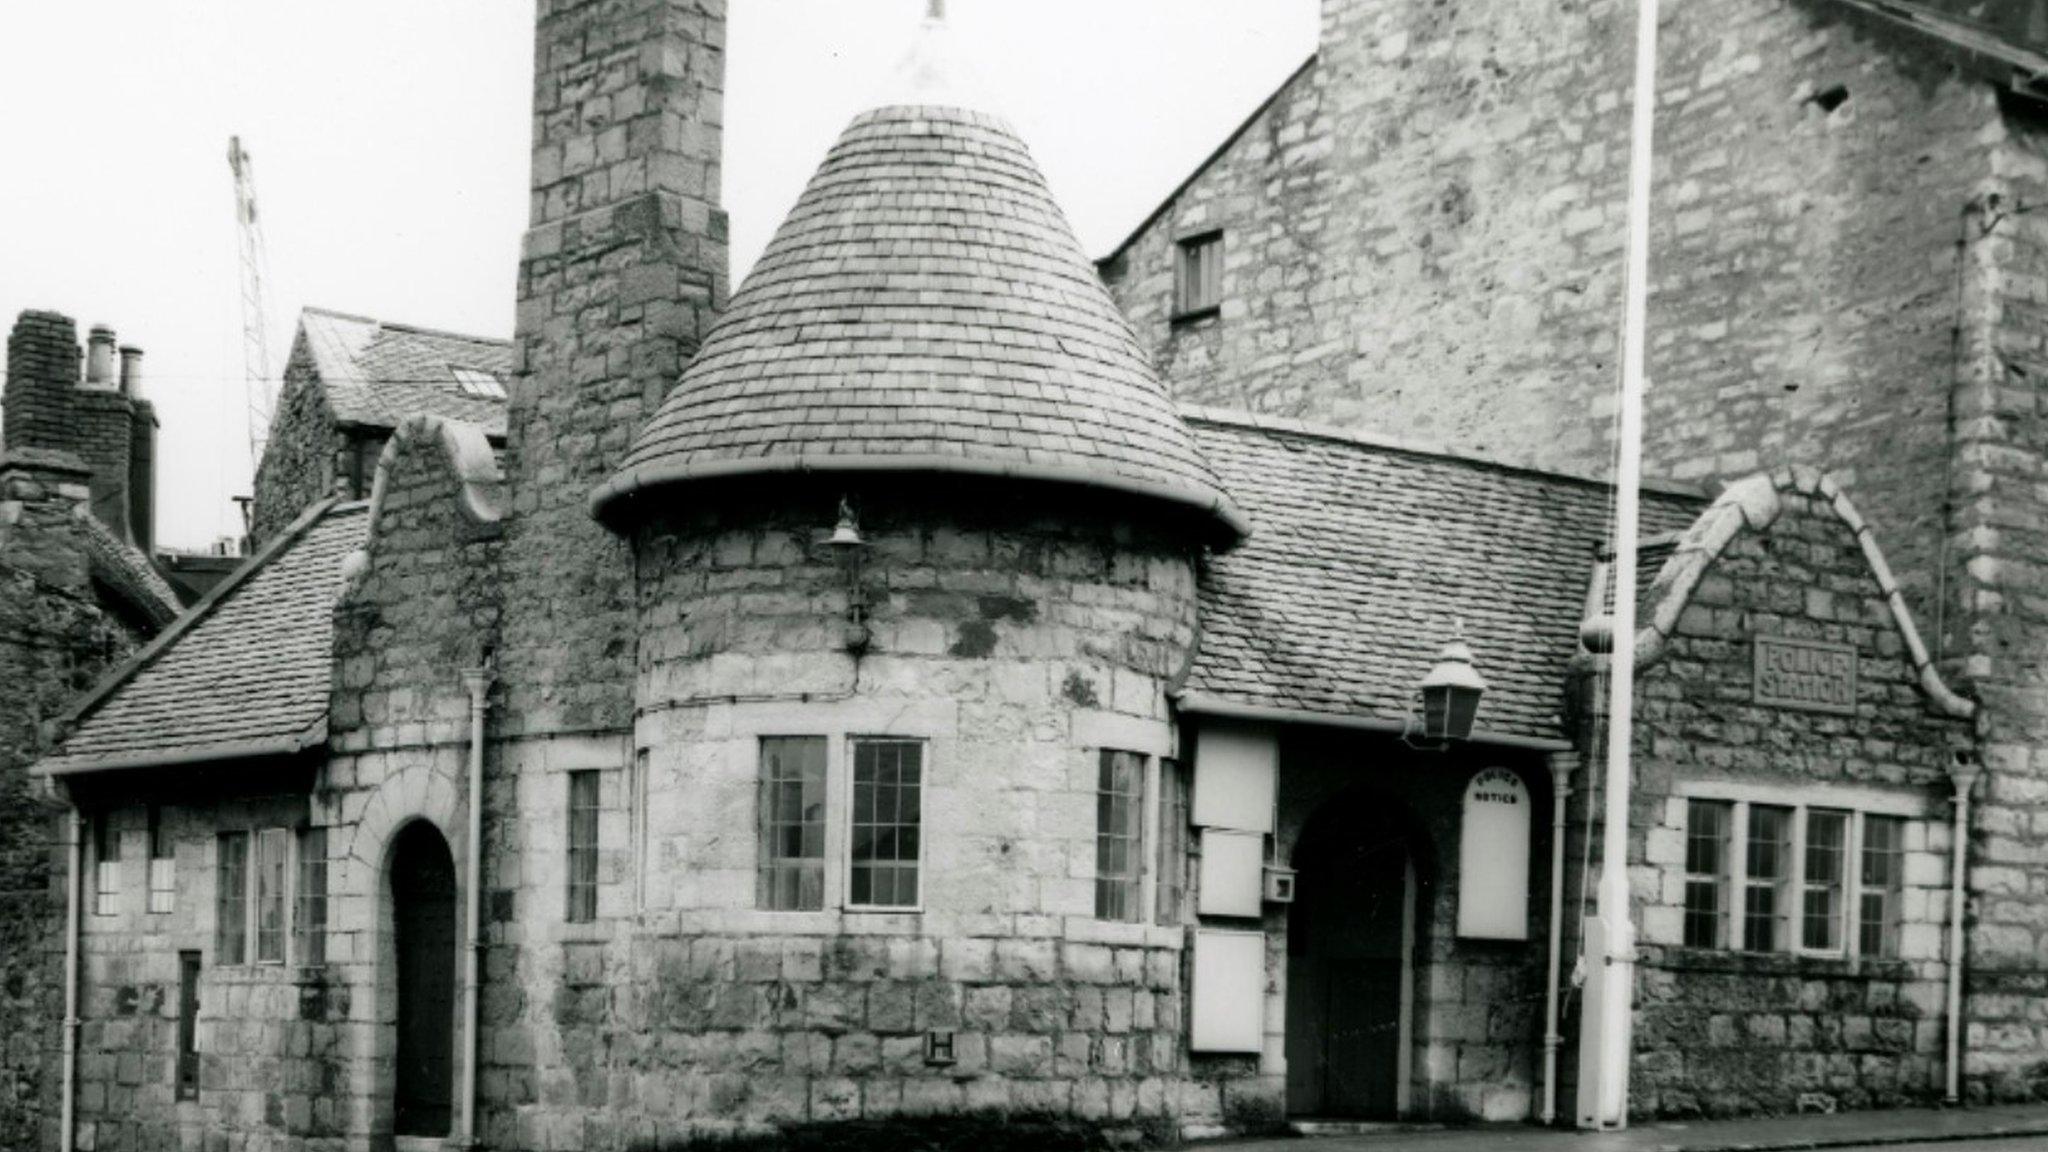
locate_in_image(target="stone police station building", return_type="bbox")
[17,0,2048,1149]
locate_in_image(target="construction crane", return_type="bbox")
[227,135,275,479]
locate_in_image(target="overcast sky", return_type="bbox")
[0,1,1318,549]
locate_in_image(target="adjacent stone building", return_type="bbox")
[24,0,2048,1149]
[250,307,510,547]
[1105,0,2048,1115]
[0,311,181,1149]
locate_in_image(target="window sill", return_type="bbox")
[1170,306,1221,328]
[1643,944,1915,980]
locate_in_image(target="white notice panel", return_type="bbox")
[1190,928,1265,1052]
[1197,828,1265,918]
[1192,722,1276,832]
[1456,767,1531,940]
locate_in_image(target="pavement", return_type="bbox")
[1215,1104,2048,1152]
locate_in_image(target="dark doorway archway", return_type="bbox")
[1284,790,1418,1119]
[391,820,457,1138]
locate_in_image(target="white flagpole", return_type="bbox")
[1581,0,1659,1130]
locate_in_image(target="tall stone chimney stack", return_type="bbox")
[4,312,140,544]
[499,0,729,734]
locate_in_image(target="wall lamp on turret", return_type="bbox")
[1404,621,1488,749]
[829,497,870,654]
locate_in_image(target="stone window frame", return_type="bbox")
[753,733,935,915]
[566,769,603,923]
[1172,229,1224,322]
[90,809,121,917]
[1671,781,1932,962]
[146,804,175,915]
[213,824,317,967]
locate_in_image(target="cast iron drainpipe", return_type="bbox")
[1540,752,1577,1124]
[1945,752,1979,1105]
[60,808,82,1152]
[460,667,493,1148]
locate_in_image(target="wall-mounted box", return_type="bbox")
[1190,928,1265,1052]
[1192,721,1276,833]
[1198,828,1265,917]
[1263,865,1296,904]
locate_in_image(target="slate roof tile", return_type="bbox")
[299,308,511,437]
[37,502,368,773]
[1186,410,1704,742]
[597,105,1245,540]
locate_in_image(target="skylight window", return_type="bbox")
[449,365,507,400]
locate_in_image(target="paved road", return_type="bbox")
[1825,1142,2047,1152]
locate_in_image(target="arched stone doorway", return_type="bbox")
[390,820,457,1138]
[1284,790,1420,1119]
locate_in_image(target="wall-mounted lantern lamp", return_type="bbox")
[1406,623,1487,748]
[830,497,870,654]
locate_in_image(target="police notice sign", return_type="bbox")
[1753,635,1857,714]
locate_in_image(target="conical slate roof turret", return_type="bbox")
[591,8,1247,543]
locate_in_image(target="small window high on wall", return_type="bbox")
[148,806,175,914]
[92,812,120,917]
[1174,231,1223,320]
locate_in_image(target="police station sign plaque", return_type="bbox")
[1753,635,1857,714]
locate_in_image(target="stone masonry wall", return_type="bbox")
[1105,0,2000,636]
[63,787,328,1152]
[466,481,1199,1145]
[0,455,144,1152]
[326,428,501,1144]
[1624,486,1971,1116]
[252,340,348,548]
[1941,100,2048,1102]
[498,0,729,741]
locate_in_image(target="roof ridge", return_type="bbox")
[41,497,359,749]
[302,304,510,350]
[1177,404,1709,501]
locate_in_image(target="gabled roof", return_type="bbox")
[1182,408,1704,743]
[297,307,511,438]
[76,512,182,628]
[36,500,368,775]
[594,102,1247,542]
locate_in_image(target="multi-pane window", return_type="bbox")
[1743,805,1792,952]
[450,365,507,399]
[566,770,601,923]
[1680,797,1918,958]
[1095,750,1146,922]
[92,812,120,917]
[1682,800,1730,948]
[295,827,328,966]
[216,833,249,965]
[758,737,827,911]
[147,806,175,914]
[1860,816,1906,958]
[849,740,922,909]
[254,829,289,964]
[1802,810,1849,953]
[1175,231,1223,318]
[1156,759,1189,925]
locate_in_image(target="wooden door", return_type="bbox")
[1285,804,1412,1119]
[392,822,456,1138]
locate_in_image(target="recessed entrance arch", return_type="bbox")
[1284,789,1421,1119]
[390,820,457,1138]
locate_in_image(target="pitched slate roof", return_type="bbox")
[298,307,510,437]
[76,512,182,627]
[594,102,1246,541]
[1183,409,1704,742]
[36,500,367,775]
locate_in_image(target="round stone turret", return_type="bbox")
[591,99,1247,543]
[592,20,1239,1129]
